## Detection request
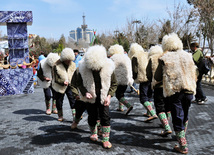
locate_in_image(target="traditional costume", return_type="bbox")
[37,53,60,115]
[129,43,157,122]
[147,45,172,136]
[52,48,76,121]
[108,44,134,115]
[155,33,197,154]
[75,45,117,149]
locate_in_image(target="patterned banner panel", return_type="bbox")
[7,23,28,39]
[8,38,28,49]
[0,11,32,25]
[7,23,29,63]
[9,49,29,63]
[0,68,34,96]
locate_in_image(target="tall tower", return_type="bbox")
[81,13,87,41]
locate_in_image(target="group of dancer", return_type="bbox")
[37,32,199,154]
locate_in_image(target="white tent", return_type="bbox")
[0,40,8,55]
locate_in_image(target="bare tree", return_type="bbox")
[158,1,198,49]
[121,17,135,44]
[67,37,77,49]
[187,0,214,56]
[96,33,114,50]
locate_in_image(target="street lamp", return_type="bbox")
[114,30,119,38]
[132,20,141,43]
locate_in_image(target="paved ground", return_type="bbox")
[0,84,214,155]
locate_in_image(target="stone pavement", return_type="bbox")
[0,84,214,155]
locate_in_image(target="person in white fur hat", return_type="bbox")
[74,45,117,149]
[37,53,60,115]
[154,33,197,154]
[146,45,172,137]
[129,43,157,122]
[108,44,134,115]
[52,48,76,122]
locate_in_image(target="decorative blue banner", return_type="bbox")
[0,11,32,25]
[7,23,28,39]
[0,11,33,96]
[0,68,34,96]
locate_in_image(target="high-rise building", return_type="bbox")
[69,14,94,44]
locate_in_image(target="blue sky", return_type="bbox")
[0,0,189,40]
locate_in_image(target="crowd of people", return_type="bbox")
[36,32,211,154]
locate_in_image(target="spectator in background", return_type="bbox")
[37,51,46,70]
[73,49,82,67]
[4,52,9,65]
[190,43,208,104]
[124,51,128,56]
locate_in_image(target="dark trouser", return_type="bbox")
[43,87,51,101]
[147,82,153,102]
[50,86,56,100]
[195,72,206,101]
[55,87,75,111]
[115,85,127,100]
[170,92,193,131]
[139,81,152,103]
[74,100,87,120]
[154,87,171,114]
[86,97,110,127]
[43,86,56,101]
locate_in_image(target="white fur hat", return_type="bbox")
[128,43,144,58]
[148,45,163,57]
[46,53,60,67]
[108,44,124,56]
[60,48,75,62]
[162,33,183,52]
[84,45,107,70]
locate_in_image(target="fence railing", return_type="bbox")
[202,65,214,86]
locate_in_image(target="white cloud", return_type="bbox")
[108,0,131,12]
[41,0,81,13]
[107,0,186,22]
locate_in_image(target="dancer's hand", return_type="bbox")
[75,96,80,100]
[104,95,111,106]
[86,92,93,99]
[64,81,69,86]
[44,77,51,81]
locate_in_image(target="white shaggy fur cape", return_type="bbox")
[148,45,163,89]
[46,53,60,67]
[108,44,124,56]
[84,45,107,70]
[37,58,51,89]
[111,54,133,86]
[108,44,133,85]
[162,33,183,52]
[128,43,144,59]
[37,53,60,89]
[52,60,76,94]
[78,45,115,104]
[132,51,149,83]
[160,50,197,97]
[60,48,75,62]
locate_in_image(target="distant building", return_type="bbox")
[69,14,94,44]
[69,27,93,44]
